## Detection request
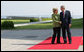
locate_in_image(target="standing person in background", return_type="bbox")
[60,5,72,44]
[51,8,61,44]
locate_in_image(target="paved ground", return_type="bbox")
[1,29,83,51]
[14,20,52,27]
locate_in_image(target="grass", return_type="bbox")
[15,18,83,29]
[1,18,51,24]
[1,19,30,24]
[15,22,53,29]
[71,18,83,28]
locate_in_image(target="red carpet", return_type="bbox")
[81,36,83,45]
[28,36,82,49]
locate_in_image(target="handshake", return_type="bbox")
[58,21,72,28]
[58,21,62,24]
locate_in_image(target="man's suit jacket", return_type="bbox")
[60,10,72,25]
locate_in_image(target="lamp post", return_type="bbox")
[39,16,42,21]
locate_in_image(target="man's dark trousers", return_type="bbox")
[61,23,71,43]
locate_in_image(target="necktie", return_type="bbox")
[63,11,64,16]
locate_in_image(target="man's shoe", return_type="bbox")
[64,41,67,44]
[69,42,71,44]
[64,42,67,44]
[57,42,61,44]
[69,40,72,44]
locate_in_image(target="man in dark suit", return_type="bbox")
[60,5,72,44]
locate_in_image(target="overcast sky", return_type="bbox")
[1,1,83,18]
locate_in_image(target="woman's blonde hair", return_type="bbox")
[53,8,58,13]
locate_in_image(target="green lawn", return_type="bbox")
[1,19,30,24]
[71,18,83,28]
[1,18,51,24]
[15,18,83,29]
[15,22,53,29]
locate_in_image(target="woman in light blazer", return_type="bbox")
[51,8,61,44]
